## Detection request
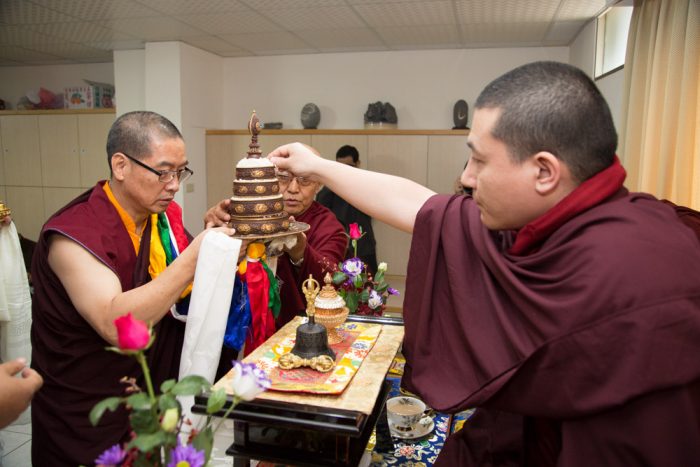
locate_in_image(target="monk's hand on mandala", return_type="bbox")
[204,199,231,228]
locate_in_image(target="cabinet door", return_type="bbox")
[5,186,45,241]
[258,135,311,158]
[39,115,80,187]
[206,135,239,208]
[366,135,428,278]
[367,135,428,184]
[44,187,84,220]
[1,115,42,186]
[428,135,469,194]
[310,135,368,163]
[78,114,114,188]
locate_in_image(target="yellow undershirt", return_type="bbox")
[102,182,149,255]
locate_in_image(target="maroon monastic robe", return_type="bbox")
[402,162,700,466]
[275,201,347,327]
[661,199,700,243]
[31,182,188,467]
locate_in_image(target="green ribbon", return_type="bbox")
[261,260,281,319]
[157,213,174,265]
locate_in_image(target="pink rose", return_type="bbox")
[114,313,150,351]
[348,223,362,240]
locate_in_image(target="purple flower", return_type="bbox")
[388,287,399,296]
[167,444,205,467]
[95,444,126,467]
[341,258,363,277]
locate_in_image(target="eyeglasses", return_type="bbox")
[122,153,193,184]
[275,171,314,187]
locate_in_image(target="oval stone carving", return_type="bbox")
[301,103,320,129]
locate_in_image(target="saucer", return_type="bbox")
[388,415,434,440]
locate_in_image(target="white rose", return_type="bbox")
[230,361,271,401]
[377,262,387,273]
[367,289,383,309]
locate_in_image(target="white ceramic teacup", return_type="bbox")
[386,396,425,432]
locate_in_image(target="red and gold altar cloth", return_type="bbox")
[214,316,404,415]
[258,320,382,394]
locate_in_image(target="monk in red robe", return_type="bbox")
[207,161,345,375]
[31,111,234,466]
[269,62,700,466]
[206,159,347,329]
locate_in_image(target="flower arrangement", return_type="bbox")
[332,223,399,316]
[91,313,270,466]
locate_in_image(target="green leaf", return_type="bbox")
[345,293,358,313]
[375,283,389,293]
[129,408,160,434]
[353,275,364,288]
[192,426,214,463]
[207,387,227,414]
[158,393,180,412]
[127,430,167,452]
[160,379,176,394]
[133,456,158,467]
[126,392,151,411]
[171,375,211,396]
[374,271,384,283]
[89,397,122,426]
[360,289,370,302]
[332,271,347,284]
[163,431,178,447]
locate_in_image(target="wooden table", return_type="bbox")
[193,315,404,466]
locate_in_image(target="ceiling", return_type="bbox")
[0,0,617,67]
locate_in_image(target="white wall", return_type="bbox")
[114,50,145,115]
[570,18,626,155]
[179,43,224,232]
[222,47,569,130]
[570,20,596,77]
[0,63,114,109]
[596,70,626,153]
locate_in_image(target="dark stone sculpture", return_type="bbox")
[453,99,469,129]
[364,101,398,124]
[383,102,397,124]
[301,103,320,129]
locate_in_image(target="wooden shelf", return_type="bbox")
[0,108,115,116]
[207,128,469,136]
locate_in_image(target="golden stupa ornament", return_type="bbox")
[313,273,350,344]
[0,201,11,221]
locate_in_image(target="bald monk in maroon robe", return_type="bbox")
[31,112,234,466]
[269,62,700,466]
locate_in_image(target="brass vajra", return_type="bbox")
[278,353,335,372]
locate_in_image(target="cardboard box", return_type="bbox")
[64,81,114,109]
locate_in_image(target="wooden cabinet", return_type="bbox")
[206,129,469,312]
[0,109,115,240]
[39,115,81,188]
[78,114,114,186]
[1,115,42,187]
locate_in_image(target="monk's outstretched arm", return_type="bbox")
[269,143,435,233]
[47,226,233,346]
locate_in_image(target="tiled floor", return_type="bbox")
[0,420,31,467]
[0,416,235,467]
